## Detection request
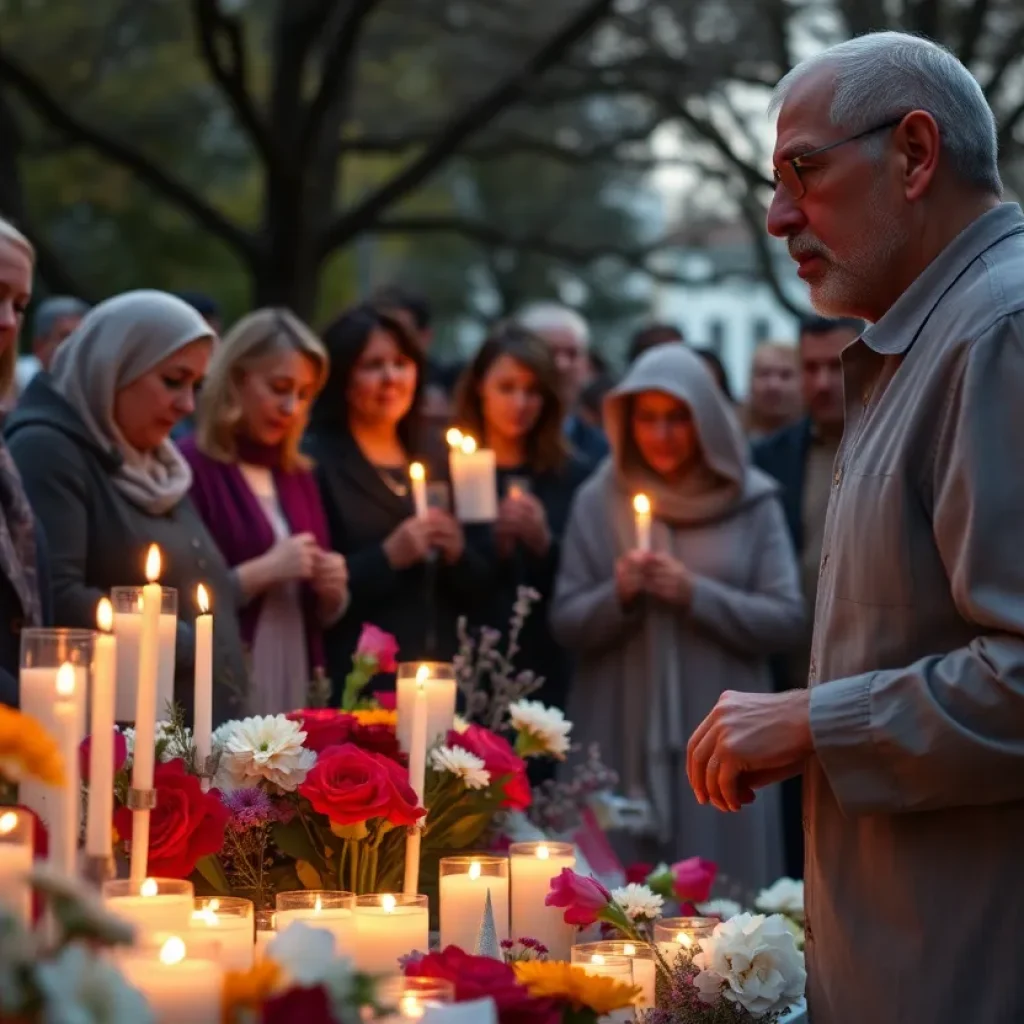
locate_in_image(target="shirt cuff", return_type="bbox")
[810,672,903,814]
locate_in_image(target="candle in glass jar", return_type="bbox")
[447,430,497,523]
[353,894,429,975]
[569,951,635,1023]
[396,662,457,753]
[189,897,254,970]
[254,909,276,963]
[654,916,717,963]
[86,599,117,859]
[509,842,575,962]
[0,809,32,924]
[51,664,80,877]
[439,856,510,951]
[572,940,655,1010]
[111,587,178,724]
[275,891,354,953]
[118,936,222,1024]
[633,494,651,552]
[193,585,213,785]
[103,878,195,936]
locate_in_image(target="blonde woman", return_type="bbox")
[179,308,347,715]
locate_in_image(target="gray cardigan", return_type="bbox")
[5,375,247,725]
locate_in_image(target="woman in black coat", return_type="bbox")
[306,305,484,696]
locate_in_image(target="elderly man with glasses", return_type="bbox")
[687,30,1024,1024]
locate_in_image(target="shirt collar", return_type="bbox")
[860,202,1024,357]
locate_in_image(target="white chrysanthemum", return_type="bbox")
[611,883,664,922]
[429,745,491,789]
[35,944,154,1024]
[699,898,744,921]
[755,877,804,920]
[212,719,239,752]
[508,699,572,759]
[217,715,315,792]
[693,913,806,1016]
[121,721,188,764]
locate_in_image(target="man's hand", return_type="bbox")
[686,690,813,812]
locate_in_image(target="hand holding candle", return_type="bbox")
[633,493,652,552]
[86,599,117,863]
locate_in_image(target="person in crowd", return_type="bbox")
[0,218,51,704]
[692,346,736,402]
[741,342,803,440]
[577,373,617,434]
[176,290,223,335]
[453,323,592,721]
[14,295,90,396]
[179,309,348,716]
[582,347,610,390]
[517,301,609,465]
[627,322,684,364]
[688,32,1024,1023]
[751,316,861,879]
[551,344,804,881]
[305,304,483,694]
[6,290,247,723]
[370,284,433,355]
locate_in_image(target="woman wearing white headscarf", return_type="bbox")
[6,289,247,723]
[551,344,804,888]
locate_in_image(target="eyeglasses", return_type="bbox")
[772,117,905,199]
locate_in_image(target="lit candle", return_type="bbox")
[509,841,575,962]
[396,661,457,754]
[403,666,428,895]
[111,588,178,724]
[103,877,195,936]
[439,856,510,951]
[254,909,276,963]
[274,890,354,953]
[654,916,717,963]
[117,935,223,1024]
[193,585,213,787]
[352,893,429,975]
[86,599,117,860]
[131,545,163,885]
[0,809,32,924]
[572,940,655,1011]
[49,664,80,877]
[570,951,635,1023]
[410,462,428,518]
[189,896,254,971]
[376,978,455,1024]
[633,494,651,552]
[447,430,497,523]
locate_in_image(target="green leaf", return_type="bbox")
[193,855,231,894]
[296,860,323,889]
[330,820,369,841]
[272,819,324,869]
[430,810,493,849]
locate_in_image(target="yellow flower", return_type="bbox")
[222,960,282,1022]
[351,708,398,728]
[0,705,64,787]
[513,961,641,1015]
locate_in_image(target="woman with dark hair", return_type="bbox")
[454,323,591,718]
[306,304,480,694]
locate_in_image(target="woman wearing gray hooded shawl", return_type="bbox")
[551,345,804,888]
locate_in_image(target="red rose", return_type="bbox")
[375,690,397,711]
[113,758,230,878]
[79,730,128,785]
[448,725,531,811]
[298,743,423,827]
[355,624,399,673]
[261,984,333,1024]
[545,867,612,926]
[349,722,406,766]
[406,947,560,1024]
[626,861,654,885]
[286,709,355,754]
[672,856,717,904]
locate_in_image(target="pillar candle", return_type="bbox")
[103,878,195,936]
[439,856,510,951]
[193,585,213,785]
[117,936,222,1024]
[397,665,456,754]
[572,941,655,1011]
[509,842,575,962]
[0,809,32,924]
[112,595,177,724]
[572,953,635,1023]
[189,897,254,971]
[632,494,651,552]
[403,667,428,895]
[130,545,163,885]
[254,910,276,963]
[448,432,497,523]
[275,892,354,953]
[86,599,117,859]
[50,664,80,877]
[410,462,428,518]
[353,894,429,975]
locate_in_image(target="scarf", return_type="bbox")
[0,440,40,627]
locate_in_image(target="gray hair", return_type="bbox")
[33,296,89,340]
[516,301,590,347]
[770,31,1001,195]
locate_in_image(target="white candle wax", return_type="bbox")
[629,952,657,1010]
[633,494,651,552]
[404,670,428,895]
[51,664,80,877]
[112,610,177,724]
[397,674,456,754]
[577,958,634,1023]
[439,868,510,951]
[86,602,117,858]
[353,902,429,975]
[189,911,253,971]
[449,436,497,523]
[0,810,32,924]
[105,890,194,936]
[274,906,354,953]
[510,843,575,962]
[254,924,275,963]
[193,586,213,781]
[410,462,428,518]
[118,940,222,1024]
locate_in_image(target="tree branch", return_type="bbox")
[317,0,619,256]
[0,45,256,260]
[981,20,1024,101]
[956,0,993,67]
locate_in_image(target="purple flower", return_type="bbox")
[223,787,278,831]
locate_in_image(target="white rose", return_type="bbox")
[755,877,804,921]
[693,913,806,1017]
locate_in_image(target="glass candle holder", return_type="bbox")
[439,854,510,951]
[111,585,178,723]
[190,896,254,970]
[570,949,636,1023]
[353,893,430,975]
[103,878,195,937]
[396,661,457,753]
[654,916,717,959]
[509,841,576,962]
[573,940,657,1010]
[254,908,276,963]
[376,976,455,1022]
[0,808,33,924]
[117,933,223,1024]
[275,890,354,953]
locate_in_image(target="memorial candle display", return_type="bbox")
[633,493,652,552]
[103,878,195,936]
[189,896,254,970]
[51,663,80,877]
[352,893,429,974]
[569,949,636,1023]
[193,585,213,785]
[572,940,655,1010]
[0,809,32,924]
[653,916,717,960]
[447,429,497,523]
[396,661,457,754]
[117,935,222,1024]
[403,666,428,895]
[111,586,178,724]
[275,890,354,952]
[410,461,428,518]
[86,599,116,861]
[439,855,510,951]
[509,841,575,962]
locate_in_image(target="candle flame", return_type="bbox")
[208,898,220,911]
[97,597,113,633]
[192,907,219,926]
[197,583,209,614]
[591,953,606,965]
[159,936,186,966]
[676,931,692,948]
[409,462,425,482]
[415,664,429,689]
[536,844,549,861]
[314,895,322,913]
[400,995,422,1018]
[0,810,17,835]
[446,428,463,449]
[623,943,636,956]
[381,894,397,913]
[460,435,477,455]
[145,544,161,583]
[141,878,158,898]
[633,493,650,516]
[468,860,481,880]
[55,663,75,698]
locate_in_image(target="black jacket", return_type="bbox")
[751,417,813,552]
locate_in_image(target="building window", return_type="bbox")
[707,319,725,354]
[752,318,771,345]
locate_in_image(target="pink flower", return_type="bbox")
[356,624,399,673]
[672,857,717,904]
[375,690,397,711]
[79,730,128,785]
[544,868,611,926]
[447,725,531,810]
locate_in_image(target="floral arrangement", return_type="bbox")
[0,704,65,798]
[339,624,399,711]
